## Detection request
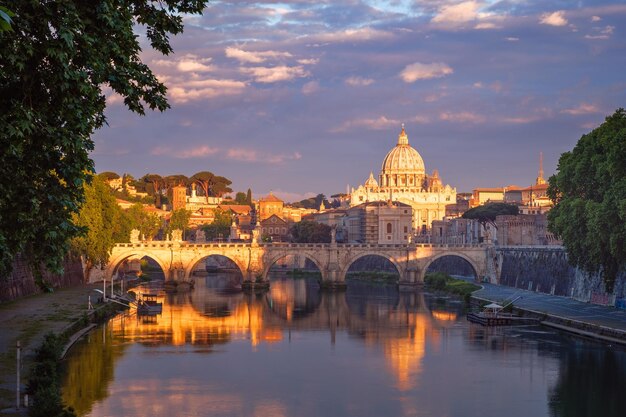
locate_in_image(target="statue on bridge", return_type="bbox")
[130,229,141,243]
[171,229,183,242]
[195,229,206,243]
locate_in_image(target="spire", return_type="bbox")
[536,151,546,185]
[397,123,409,146]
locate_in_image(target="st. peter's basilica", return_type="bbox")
[350,125,456,232]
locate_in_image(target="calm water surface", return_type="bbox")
[62,274,626,417]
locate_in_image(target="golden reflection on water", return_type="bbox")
[63,278,459,416]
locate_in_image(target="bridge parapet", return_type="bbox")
[108,240,494,285]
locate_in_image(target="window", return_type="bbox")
[387,236,391,240]
[387,222,392,233]
[282,228,286,234]
[269,227,273,234]
[404,226,408,233]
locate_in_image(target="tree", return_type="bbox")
[124,204,162,241]
[548,109,626,291]
[290,221,332,243]
[140,174,165,196]
[97,171,120,181]
[235,192,247,205]
[202,209,232,241]
[0,1,208,278]
[462,202,519,227]
[71,176,126,280]
[290,193,330,209]
[164,174,189,190]
[166,208,191,239]
[191,171,233,198]
[246,188,253,206]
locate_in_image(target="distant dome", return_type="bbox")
[381,126,425,176]
[364,172,378,187]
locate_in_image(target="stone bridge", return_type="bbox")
[105,240,496,286]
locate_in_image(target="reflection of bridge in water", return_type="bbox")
[106,240,496,285]
[114,277,460,391]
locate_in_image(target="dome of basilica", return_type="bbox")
[380,126,425,177]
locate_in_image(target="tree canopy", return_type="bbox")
[0,1,207,278]
[290,221,332,243]
[202,209,232,241]
[462,203,519,227]
[191,171,233,197]
[71,176,128,280]
[290,194,330,209]
[548,108,626,291]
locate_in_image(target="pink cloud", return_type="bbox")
[240,66,309,83]
[440,111,486,124]
[227,148,302,164]
[151,145,219,159]
[539,11,568,27]
[561,103,601,115]
[400,62,453,83]
[302,81,320,94]
[345,76,374,87]
[225,47,293,64]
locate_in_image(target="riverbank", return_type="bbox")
[472,282,626,346]
[0,283,102,415]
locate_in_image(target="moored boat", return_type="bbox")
[137,293,162,315]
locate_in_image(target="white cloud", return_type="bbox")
[302,81,320,94]
[225,47,292,64]
[345,76,374,87]
[332,115,429,132]
[474,22,498,29]
[440,111,485,124]
[297,58,319,65]
[399,62,453,83]
[151,145,219,159]
[177,58,214,73]
[168,79,246,103]
[432,1,482,24]
[539,11,568,27]
[227,148,302,164]
[154,54,214,73]
[561,103,601,115]
[591,16,602,22]
[505,37,519,42]
[240,66,309,83]
[302,28,393,43]
[587,24,616,39]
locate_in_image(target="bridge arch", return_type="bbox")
[184,253,247,282]
[421,252,480,282]
[339,252,405,283]
[262,251,326,282]
[106,250,169,281]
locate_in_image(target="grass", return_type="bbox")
[425,272,481,303]
[345,271,399,282]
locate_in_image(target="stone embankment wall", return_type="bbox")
[0,254,84,302]
[496,247,625,306]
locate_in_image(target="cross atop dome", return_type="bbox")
[397,124,409,145]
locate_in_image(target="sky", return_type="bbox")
[92,0,626,202]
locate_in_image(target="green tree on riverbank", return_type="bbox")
[548,109,626,291]
[71,176,127,281]
[0,1,208,279]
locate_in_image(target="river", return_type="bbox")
[61,274,626,417]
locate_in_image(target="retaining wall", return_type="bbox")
[0,254,84,302]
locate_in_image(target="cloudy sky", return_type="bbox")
[93,0,626,202]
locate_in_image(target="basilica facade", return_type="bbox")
[350,126,456,232]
